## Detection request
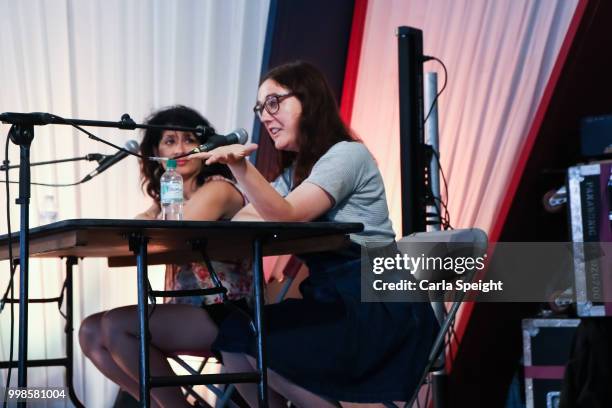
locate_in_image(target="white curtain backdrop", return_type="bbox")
[351,0,579,237]
[0,0,269,406]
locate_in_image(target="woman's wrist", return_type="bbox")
[228,158,248,177]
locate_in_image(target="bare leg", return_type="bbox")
[220,352,287,408]
[79,313,141,398]
[101,304,221,408]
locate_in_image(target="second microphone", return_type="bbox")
[189,128,249,154]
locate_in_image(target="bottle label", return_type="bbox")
[161,182,183,204]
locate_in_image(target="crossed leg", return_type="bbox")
[80,304,220,408]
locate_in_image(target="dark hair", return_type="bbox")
[140,105,232,201]
[261,61,357,187]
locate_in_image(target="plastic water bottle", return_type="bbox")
[39,193,58,225]
[160,159,183,220]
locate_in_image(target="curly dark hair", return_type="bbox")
[262,61,357,187]
[140,105,233,201]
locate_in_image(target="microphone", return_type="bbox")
[0,112,54,126]
[81,140,139,182]
[190,128,248,154]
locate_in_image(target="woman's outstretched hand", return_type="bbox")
[188,143,258,166]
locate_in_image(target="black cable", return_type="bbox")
[423,56,448,125]
[435,152,449,211]
[0,179,83,187]
[3,266,15,408]
[1,137,16,306]
[424,148,444,229]
[428,188,447,229]
[57,279,68,320]
[48,114,145,160]
[432,156,448,213]
[434,196,452,230]
[427,197,444,228]
[2,134,17,406]
[433,197,449,230]
[432,149,453,230]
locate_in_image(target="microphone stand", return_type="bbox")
[7,124,33,400]
[1,112,205,399]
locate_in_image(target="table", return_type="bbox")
[0,219,363,407]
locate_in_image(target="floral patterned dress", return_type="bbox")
[164,260,252,306]
[163,176,252,306]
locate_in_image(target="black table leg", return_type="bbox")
[252,238,268,407]
[130,234,151,408]
[0,256,85,407]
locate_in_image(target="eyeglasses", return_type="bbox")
[253,93,295,118]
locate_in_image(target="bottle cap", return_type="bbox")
[166,159,177,169]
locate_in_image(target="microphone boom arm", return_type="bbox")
[0,154,107,171]
[0,111,209,135]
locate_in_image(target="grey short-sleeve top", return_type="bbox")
[270,141,395,244]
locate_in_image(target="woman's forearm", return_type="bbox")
[228,159,294,221]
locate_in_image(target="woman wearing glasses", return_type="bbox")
[192,61,439,406]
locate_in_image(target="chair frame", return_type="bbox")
[401,228,488,408]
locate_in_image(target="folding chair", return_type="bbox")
[400,228,488,408]
[167,350,238,408]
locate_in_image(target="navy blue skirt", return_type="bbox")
[212,245,439,403]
